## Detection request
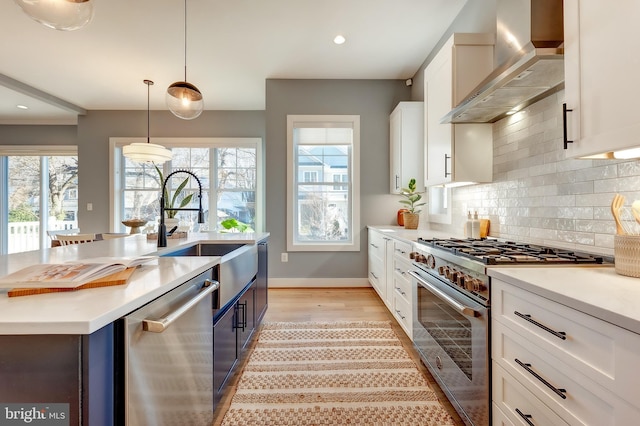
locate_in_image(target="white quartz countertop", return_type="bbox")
[488,266,640,335]
[0,231,269,335]
[367,225,463,243]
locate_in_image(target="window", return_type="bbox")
[110,138,263,233]
[0,146,78,254]
[287,115,360,252]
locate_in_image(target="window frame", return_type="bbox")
[109,137,263,233]
[286,115,360,252]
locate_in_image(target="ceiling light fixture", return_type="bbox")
[333,35,346,45]
[166,0,203,120]
[123,80,173,164]
[14,0,94,31]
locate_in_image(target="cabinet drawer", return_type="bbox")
[368,230,385,260]
[393,240,412,259]
[492,279,640,398]
[493,321,640,425]
[492,402,516,426]
[392,292,412,339]
[493,362,569,426]
[392,266,412,306]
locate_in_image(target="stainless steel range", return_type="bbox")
[410,238,607,426]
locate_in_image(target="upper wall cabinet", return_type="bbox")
[425,33,494,186]
[390,102,424,193]
[564,0,640,158]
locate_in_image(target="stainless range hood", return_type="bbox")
[442,0,564,124]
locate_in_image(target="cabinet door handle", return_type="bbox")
[515,408,535,426]
[370,272,379,280]
[395,174,400,191]
[444,154,451,177]
[235,301,247,331]
[142,279,219,333]
[370,243,379,249]
[515,358,567,399]
[563,103,573,149]
[514,311,567,340]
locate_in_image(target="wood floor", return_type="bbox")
[212,287,466,426]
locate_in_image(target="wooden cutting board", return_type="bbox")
[7,267,137,298]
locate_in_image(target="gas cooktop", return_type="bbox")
[416,237,608,265]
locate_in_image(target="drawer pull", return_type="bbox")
[515,358,567,400]
[370,272,379,279]
[395,286,407,296]
[515,408,535,426]
[370,243,379,249]
[514,311,567,340]
[395,309,406,320]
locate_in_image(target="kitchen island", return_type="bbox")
[0,231,269,425]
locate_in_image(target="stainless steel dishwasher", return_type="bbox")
[122,269,219,425]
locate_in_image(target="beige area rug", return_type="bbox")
[220,321,456,425]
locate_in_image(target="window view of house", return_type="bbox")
[287,115,360,251]
[121,145,257,232]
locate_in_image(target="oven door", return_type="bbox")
[410,269,489,426]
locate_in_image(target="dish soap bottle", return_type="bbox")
[465,211,473,237]
[472,211,481,239]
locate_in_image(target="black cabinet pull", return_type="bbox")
[514,311,567,340]
[515,358,567,399]
[444,154,451,177]
[234,302,247,331]
[515,408,535,426]
[563,103,573,149]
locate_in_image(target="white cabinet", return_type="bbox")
[390,239,413,339]
[390,102,424,193]
[424,33,494,186]
[492,278,640,425]
[367,229,388,302]
[367,228,414,339]
[564,0,640,158]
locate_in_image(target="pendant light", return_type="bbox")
[123,80,173,164]
[166,0,203,120]
[14,0,94,31]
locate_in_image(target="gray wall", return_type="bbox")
[0,125,77,145]
[265,79,410,279]
[76,110,265,234]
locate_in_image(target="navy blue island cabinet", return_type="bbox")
[0,240,268,425]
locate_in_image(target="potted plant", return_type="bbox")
[399,178,425,229]
[154,165,194,225]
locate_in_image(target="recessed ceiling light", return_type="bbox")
[333,35,346,45]
[16,105,28,110]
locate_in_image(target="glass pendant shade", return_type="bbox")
[14,0,94,31]
[166,81,204,120]
[122,80,173,164]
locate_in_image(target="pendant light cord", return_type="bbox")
[144,79,153,144]
[183,0,188,81]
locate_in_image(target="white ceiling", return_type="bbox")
[0,0,467,125]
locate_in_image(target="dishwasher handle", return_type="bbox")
[143,279,219,333]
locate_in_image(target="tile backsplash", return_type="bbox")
[428,90,640,256]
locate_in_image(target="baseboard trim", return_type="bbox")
[269,278,371,288]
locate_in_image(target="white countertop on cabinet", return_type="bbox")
[488,266,640,335]
[367,225,463,243]
[0,231,269,335]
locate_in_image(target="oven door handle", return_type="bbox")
[409,271,481,318]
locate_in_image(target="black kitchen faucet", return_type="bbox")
[157,169,205,248]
